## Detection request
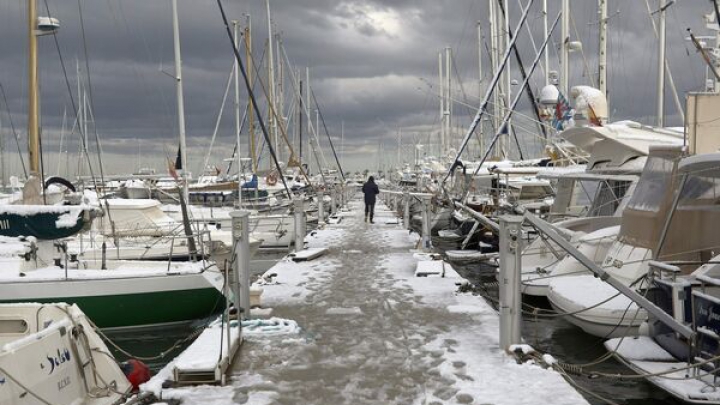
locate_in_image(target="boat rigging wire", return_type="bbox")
[243,36,315,187]
[644,0,685,122]
[200,62,237,176]
[74,0,107,185]
[0,81,27,178]
[498,0,548,142]
[443,0,536,187]
[40,0,100,188]
[309,87,345,181]
[215,0,292,199]
[276,43,328,183]
[454,10,561,203]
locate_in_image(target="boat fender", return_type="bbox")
[44,176,76,192]
[120,359,151,390]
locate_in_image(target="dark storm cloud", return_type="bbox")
[0,1,714,175]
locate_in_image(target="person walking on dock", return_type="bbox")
[362,176,379,223]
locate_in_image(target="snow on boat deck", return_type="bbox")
[607,336,720,403]
[146,197,589,405]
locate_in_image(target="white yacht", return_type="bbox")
[0,303,132,404]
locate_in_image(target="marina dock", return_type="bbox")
[143,196,589,405]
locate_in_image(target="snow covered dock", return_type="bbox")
[144,197,589,405]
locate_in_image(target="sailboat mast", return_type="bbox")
[244,15,256,173]
[543,0,549,86]
[598,0,608,98]
[445,46,452,157]
[170,0,197,258]
[76,59,84,175]
[266,0,278,167]
[488,0,500,156]
[276,33,284,154]
[438,51,444,158]
[560,0,570,96]
[498,0,509,159]
[27,0,40,175]
[299,77,303,167]
[233,20,242,206]
[656,0,667,127]
[83,82,88,152]
[306,67,311,174]
[502,0,510,156]
[171,0,189,201]
[477,20,485,156]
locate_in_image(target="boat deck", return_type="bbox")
[143,196,589,405]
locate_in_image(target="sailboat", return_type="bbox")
[0,1,227,331]
[0,303,133,404]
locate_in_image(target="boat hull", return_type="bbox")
[0,304,132,405]
[0,271,225,331]
[548,276,644,338]
[606,337,720,404]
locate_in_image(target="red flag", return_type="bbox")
[168,158,178,180]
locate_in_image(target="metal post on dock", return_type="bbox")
[317,190,326,227]
[403,192,410,230]
[330,186,337,216]
[499,215,523,351]
[420,195,432,251]
[294,197,306,251]
[230,210,251,320]
[341,185,347,210]
[339,184,345,210]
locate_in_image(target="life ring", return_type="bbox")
[265,173,278,186]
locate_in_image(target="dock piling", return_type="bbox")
[331,186,337,216]
[420,195,432,251]
[317,190,326,226]
[403,192,410,230]
[499,215,523,350]
[230,210,251,319]
[294,197,306,251]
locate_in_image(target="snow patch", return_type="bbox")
[325,307,363,316]
[55,211,80,228]
[242,318,301,337]
[447,305,486,314]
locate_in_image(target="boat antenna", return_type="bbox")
[215,0,292,199]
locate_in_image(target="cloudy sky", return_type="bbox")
[0,1,715,178]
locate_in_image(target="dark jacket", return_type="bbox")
[362,181,379,204]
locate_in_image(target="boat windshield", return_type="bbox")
[678,173,720,204]
[572,180,599,208]
[588,180,631,217]
[618,146,684,251]
[518,185,553,201]
[659,170,720,261]
[624,155,674,213]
